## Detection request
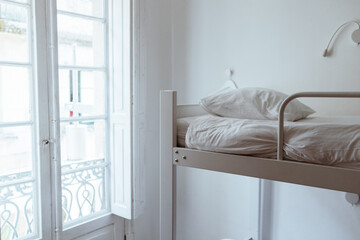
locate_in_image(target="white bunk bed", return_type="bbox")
[159,90,360,240]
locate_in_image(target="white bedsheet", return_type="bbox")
[182,115,360,167]
[177,116,202,147]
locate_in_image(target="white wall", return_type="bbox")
[171,0,360,240]
[172,0,360,115]
[132,0,172,239]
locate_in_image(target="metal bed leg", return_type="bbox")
[160,90,177,240]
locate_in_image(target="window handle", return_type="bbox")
[42,138,55,152]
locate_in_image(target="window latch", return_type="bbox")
[42,138,55,152]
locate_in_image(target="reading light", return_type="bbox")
[352,29,360,44]
[323,21,360,57]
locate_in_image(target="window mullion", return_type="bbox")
[33,0,54,239]
[42,0,63,238]
[57,9,106,23]
[60,115,107,123]
[58,65,106,71]
[0,61,31,67]
[0,121,33,127]
[104,0,111,214]
[28,0,40,236]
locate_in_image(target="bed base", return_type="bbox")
[173,148,360,194]
[160,90,360,240]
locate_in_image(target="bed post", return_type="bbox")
[160,90,177,240]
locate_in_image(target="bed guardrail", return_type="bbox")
[277,91,360,160]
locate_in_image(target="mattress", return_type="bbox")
[177,115,360,168]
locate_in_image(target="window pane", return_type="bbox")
[0,126,33,178]
[61,161,106,224]
[60,120,106,223]
[59,70,106,118]
[0,126,35,239]
[57,0,104,18]
[0,1,37,239]
[0,3,29,62]
[0,66,31,123]
[0,181,35,239]
[57,14,105,67]
[57,0,109,227]
[60,120,105,162]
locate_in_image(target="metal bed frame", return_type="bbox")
[160,90,360,240]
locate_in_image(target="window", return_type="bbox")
[57,0,109,225]
[0,0,133,239]
[0,0,42,238]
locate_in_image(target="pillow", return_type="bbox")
[199,87,315,121]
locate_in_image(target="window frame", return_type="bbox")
[55,0,112,229]
[0,0,53,238]
[33,0,53,238]
[0,0,133,238]
[48,0,134,238]
[46,0,128,238]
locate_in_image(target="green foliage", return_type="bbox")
[0,19,25,34]
[0,19,5,32]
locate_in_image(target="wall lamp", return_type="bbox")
[323,21,360,57]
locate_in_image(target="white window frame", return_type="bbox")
[0,0,52,239]
[34,0,53,238]
[46,0,134,238]
[54,0,111,230]
[0,0,136,238]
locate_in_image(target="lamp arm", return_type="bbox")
[323,21,360,57]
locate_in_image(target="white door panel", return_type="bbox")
[60,215,124,240]
[72,218,124,240]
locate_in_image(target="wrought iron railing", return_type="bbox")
[61,159,106,223]
[0,172,34,240]
[0,159,106,240]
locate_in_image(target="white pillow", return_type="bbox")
[199,88,315,121]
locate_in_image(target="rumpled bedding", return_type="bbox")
[183,115,360,166]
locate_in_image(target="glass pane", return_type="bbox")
[59,70,106,118]
[58,0,109,226]
[0,181,35,239]
[60,120,106,223]
[0,3,29,62]
[60,120,105,163]
[57,14,105,67]
[57,0,104,18]
[0,2,37,240]
[61,162,106,223]
[0,126,33,178]
[0,126,35,238]
[0,66,30,123]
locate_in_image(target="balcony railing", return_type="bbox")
[0,158,106,240]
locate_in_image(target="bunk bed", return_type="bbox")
[159,89,360,240]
